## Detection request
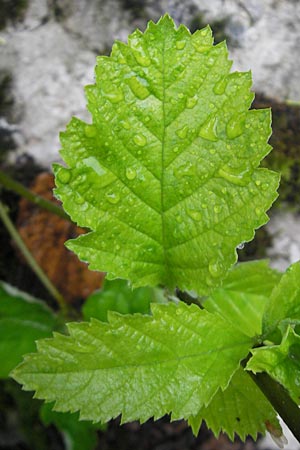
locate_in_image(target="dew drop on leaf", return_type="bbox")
[226,116,244,139]
[125,167,137,180]
[105,192,120,204]
[187,208,202,222]
[134,134,147,147]
[102,87,124,104]
[176,40,186,50]
[75,195,85,205]
[186,96,198,109]
[176,125,188,139]
[208,260,224,278]
[198,116,218,141]
[57,168,71,184]
[213,77,227,95]
[218,166,251,187]
[128,77,150,100]
[84,125,97,138]
[121,120,131,130]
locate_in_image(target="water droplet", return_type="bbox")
[209,260,224,278]
[198,116,218,141]
[218,165,251,187]
[255,208,261,216]
[176,40,186,50]
[178,93,184,99]
[187,208,202,221]
[102,87,124,104]
[134,134,147,147]
[176,214,183,223]
[83,156,106,176]
[209,148,216,155]
[226,116,244,139]
[75,195,85,205]
[121,120,131,130]
[128,76,150,100]
[105,192,120,204]
[201,203,207,209]
[214,205,221,213]
[125,167,137,180]
[115,244,120,251]
[186,96,197,109]
[134,52,151,67]
[237,242,245,250]
[57,168,71,184]
[176,125,188,139]
[213,77,227,95]
[255,180,261,186]
[84,125,97,138]
[173,146,179,153]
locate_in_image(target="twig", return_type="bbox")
[0,169,70,221]
[0,201,70,317]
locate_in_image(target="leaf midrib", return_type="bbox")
[161,34,170,285]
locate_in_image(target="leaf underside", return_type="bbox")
[247,327,300,405]
[12,301,252,424]
[188,368,279,441]
[54,14,279,294]
[262,261,300,337]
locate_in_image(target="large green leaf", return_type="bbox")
[82,278,166,322]
[0,282,57,378]
[263,261,300,337]
[247,327,300,404]
[204,260,281,337]
[12,301,252,424]
[54,14,278,294]
[188,368,280,441]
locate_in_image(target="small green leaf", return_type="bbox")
[263,262,300,337]
[247,327,300,404]
[40,403,101,450]
[12,302,252,423]
[54,14,278,294]
[204,260,281,337]
[188,368,280,440]
[82,278,166,322]
[0,282,57,378]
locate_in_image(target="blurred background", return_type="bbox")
[0,0,300,449]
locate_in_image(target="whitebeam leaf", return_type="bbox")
[12,302,252,423]
[54,14,279,294]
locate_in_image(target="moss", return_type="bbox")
[0,0,28,30]
[254,94,300,210]
[189,14,229,44]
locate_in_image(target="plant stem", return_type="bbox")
[243,358,300,443]
[0,201,70,317]
[0,169,70,221]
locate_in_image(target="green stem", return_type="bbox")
[243,358,300,443]
[0,169,70,221]
[0,201,70,317]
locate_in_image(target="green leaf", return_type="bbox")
[12,301,252,423]
[204,260,281,337]
[82,278,166,322]
[247,327,300,404]
[0,282,57,378]
[40,403,101,450]
[54,14,279,294]
[263,261,300,337]
[188,368,280,441]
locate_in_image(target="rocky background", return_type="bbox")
[1,1,300,449]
